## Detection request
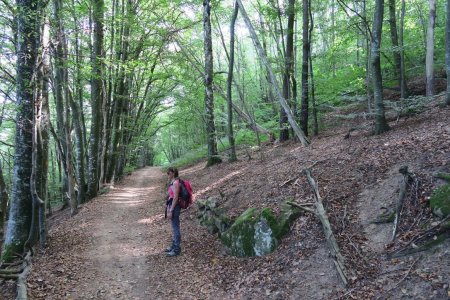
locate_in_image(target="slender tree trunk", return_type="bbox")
[280,0,295,141]
[399,0,408,98]
[236,0,310,146]
[309,4,318,136]
[426,0,436,96]
[0,163,8,235]
[71,0,86,204]
[203,0,221,166]
[388,0,402,89]
[87,0,105,198]
[54,0,77,215]
[372,0,390,134]
[53,0,70,209]
[2,0,42,262]
[37,17,50,248]
[300,0,310,136]
[226,1,238,162]
[446,0,450,105]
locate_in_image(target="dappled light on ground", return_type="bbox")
[194,169,246,198]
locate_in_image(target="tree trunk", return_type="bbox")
[280,0,296,141]
[2,0,42,262]
[54,0,77,215]
[236,0,310,146]
[447,0,450,105]
[87,0,105,199]
[300,0,310,136]
[371,0,390,134]
[426,0,436,96]
[37,18,50,248]
[226,1,238,162]
[203,0,221,166]
[0,163,8,235]
[388,0,402,90]
[399,0,408,98]
[309,5,318,136]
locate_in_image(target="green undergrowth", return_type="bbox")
[162,129,270,169]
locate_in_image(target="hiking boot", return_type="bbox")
[166,250,180,257]
[164,247,173,253]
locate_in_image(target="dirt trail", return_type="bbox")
[27,167,227,299]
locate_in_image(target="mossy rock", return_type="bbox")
[220,205,301,257]
[221,207,279,257]
[277,202,303,238]
[430,184,450,218]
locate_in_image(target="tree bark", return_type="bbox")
[426,0,436,96]
[300,0,310,136]
[0,163,8,235]
[203,0,221,166]
[2,0,42,262]
[309,5,318,136]
[399,0,408,99]
[388,0,402,90]
[371,0,389,134]
[87,0,105,199]
[280,0,296,141]
[226,1,238,162]
[446,0,450,105]
[236,0,310,146]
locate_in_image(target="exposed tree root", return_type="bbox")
[0,251,32,300]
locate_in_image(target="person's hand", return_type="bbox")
[167,210,173,219]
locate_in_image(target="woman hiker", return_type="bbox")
[165,167,181,257]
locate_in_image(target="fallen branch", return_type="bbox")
[389,215,450,258]
[286,201,317,215]
[392,166,413,242]
[304,168,350,287]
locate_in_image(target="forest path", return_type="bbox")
[28,167,226,299]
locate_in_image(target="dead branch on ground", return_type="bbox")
[392,166,414,242]
[303,168,351,287]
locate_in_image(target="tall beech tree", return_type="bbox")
[2,0,43,262]
[426,0,436,96]
[226,1,239,162]
[371,0,389,135]
[281,0,296,141]
[300,0,310,136]
[87,0,105,198]
[203,0,221,166]
[447,0,450,105]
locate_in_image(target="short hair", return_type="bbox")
[167,167,178,177]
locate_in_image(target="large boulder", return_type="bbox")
[430,184,450,218]
[220,204,302,257]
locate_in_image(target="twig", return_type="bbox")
[389,215,450,257]
[280,177,297,187]
[333,288,355,300]
[375,256,420,300]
